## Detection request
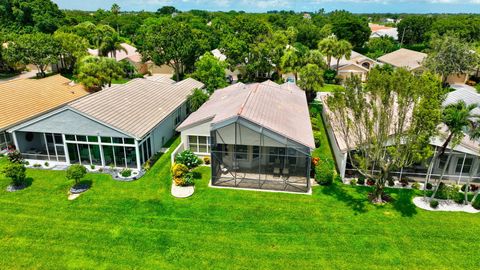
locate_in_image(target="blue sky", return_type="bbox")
[51,0,480,13]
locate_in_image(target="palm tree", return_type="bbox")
[318,36,338,69]
[430,101,478,199]
[333,40,352,74]
[111,3,120,15]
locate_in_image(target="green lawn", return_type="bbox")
[1,139,480,269]
[317,83,344,92]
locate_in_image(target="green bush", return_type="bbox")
[350,179,357,186]
[400,177,409,187]
[411,182,420,190]
[387,178,395,187]
[44,162,49,167]
[120,168,132,177]
[2,163,26,186]
[175,150,202,169]
[472,196,480,210]
[7,150,23,164]
[171,163,189,186]
[430,199,439,209]
[66,164,87,184]
[313,131,322,148]
[314,158,334,186]
[357,175,366,185]
[454,192,464,204]
[426,183,433,190]
[203,156,211,165]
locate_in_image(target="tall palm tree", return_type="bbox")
[318,36,338,69]
[111,3,120,16]
[333,40,353,74]
[430,101,478,199]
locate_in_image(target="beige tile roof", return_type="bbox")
[0,75,88,131]
[70,78,203,139]
[378,48,427,71]
[177,81,315,149]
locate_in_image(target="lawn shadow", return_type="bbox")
[390,188,418,217]
[321,183,369,214]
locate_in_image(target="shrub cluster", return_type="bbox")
[175,150,203,169]
[314,157,334,186]
[203,156,211,165]
[172,163,189,186]
[313,131,322,148]
[120,168,132,178]
[472,196,480,210]
[430,199,439,209]
[357,175,366,185]
[7,150,23,164]
[2,163,26,187]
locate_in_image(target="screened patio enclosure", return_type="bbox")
[210,119,312,193]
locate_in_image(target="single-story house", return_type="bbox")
[330,51,380,82]
[176,80,315,193]
[88,43,174,75]
[377,48,469,84]
[319,83,480,184]
[7,78,203,170]
[0,75,89,152]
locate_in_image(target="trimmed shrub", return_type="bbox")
[387,178,395,187]
[183,172,196,186]
[454,192,464,204]
[66,164,87,184]
[175,150,202,169]
[430,199,439,209]
[357,175,366,185]
[203,156,211,165]
[411,182,421,190]
[2,163,26,186]
[120,168,132,178]
[314,158,334,186]
[350,179,357,186]
[472,196,480,210]
[400,177,409,187]
[7,150,23,164]
[334,174,342,183]
[426,182,433,190]
[90,164,96,170]
[171,163,189,178]
[313,131,322,148]
[33,164,42,168]
[366,178,376,186]
[44,162,49,167]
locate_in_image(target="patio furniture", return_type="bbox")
[273,167,280,177]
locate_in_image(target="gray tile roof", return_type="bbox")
[177,81,315,149]
[70,78,203,139]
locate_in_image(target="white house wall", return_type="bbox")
[150,103,188,153]
[321,106,347,179]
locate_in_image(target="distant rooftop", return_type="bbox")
[377,48,427,71]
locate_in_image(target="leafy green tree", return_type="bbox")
[326,68,446,203]
[280,48,302,81]
[398,15,434,45]
[318,36,338,68]
[191,52,228,93]
[111,3,121,16]
[2,163,26,187]
[187,88,209,113]
[366,36,398,59]
[3,33,60,77]
[94,25,126,58]
[156,6,179,15]
[138,19,197,81]
[333,40,353,73]
[296,21,324,49]
[220,34,249,70]
[66,164,87,185]
[76,56,124,90]
[304,50,326,69]
[298,64,324,102]
[425,35,478,86]
[329,11,370,48]
[54,31,89,72]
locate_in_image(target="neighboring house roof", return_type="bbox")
[370,28,398,40]
[211,49,227,61]
[377,48,427,71]
[145,74,175,84]
[369,23,393,32]
[0,75,88,131]
[330,51,379,71]
[177,81,315,149]
[69,78,204,139]
[88,43,143,63]
[320,84,480,156]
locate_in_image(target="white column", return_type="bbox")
[12,132,19,151]
[135,139,141,171]
[98,135,105,167]
[457,153,467,185]
[62,134,70,164]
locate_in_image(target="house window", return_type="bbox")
[188,136,210,153]
[174,108,182,126]
[456,157,473,174]
[234,145,248,160]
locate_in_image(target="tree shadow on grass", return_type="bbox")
[389,188,418,217]
[320,183,369,214]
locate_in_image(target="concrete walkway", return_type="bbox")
[0,70,37,82]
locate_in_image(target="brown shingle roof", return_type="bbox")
[377,48,427,71]
[177,81,315,149]
[69,78,203,139]
[0,75,88,131]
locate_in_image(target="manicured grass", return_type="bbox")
[310,101,335,161]
[1,138,480,269]
[317,83,344,92]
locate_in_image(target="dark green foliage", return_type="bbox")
[387,178,395,187]
[426,182,433,190]
[156,6,179,15]
[2,163,26,186]
[430,199,439,209]
[187,88,209,113]
[323,69,337,84]
[66,164,87,184]
[329,11,371,48]
[120,168,132,178]
[175,150,202,170]
[473,196,480,210]
[397,15,434,45]
[313,131,322,148]
[7,151,23,164]
[357,175,366,185]
[314,158,334,186]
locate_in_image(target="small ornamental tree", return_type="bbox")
[175,150,202,170]
[66,164,87,185]
[7,150,23,164]
[3,163,26,187]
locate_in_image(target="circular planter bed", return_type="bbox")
[6,183,27,192]
[70,183,91,194]
[171,184,194,198]
[413,197,480,213]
